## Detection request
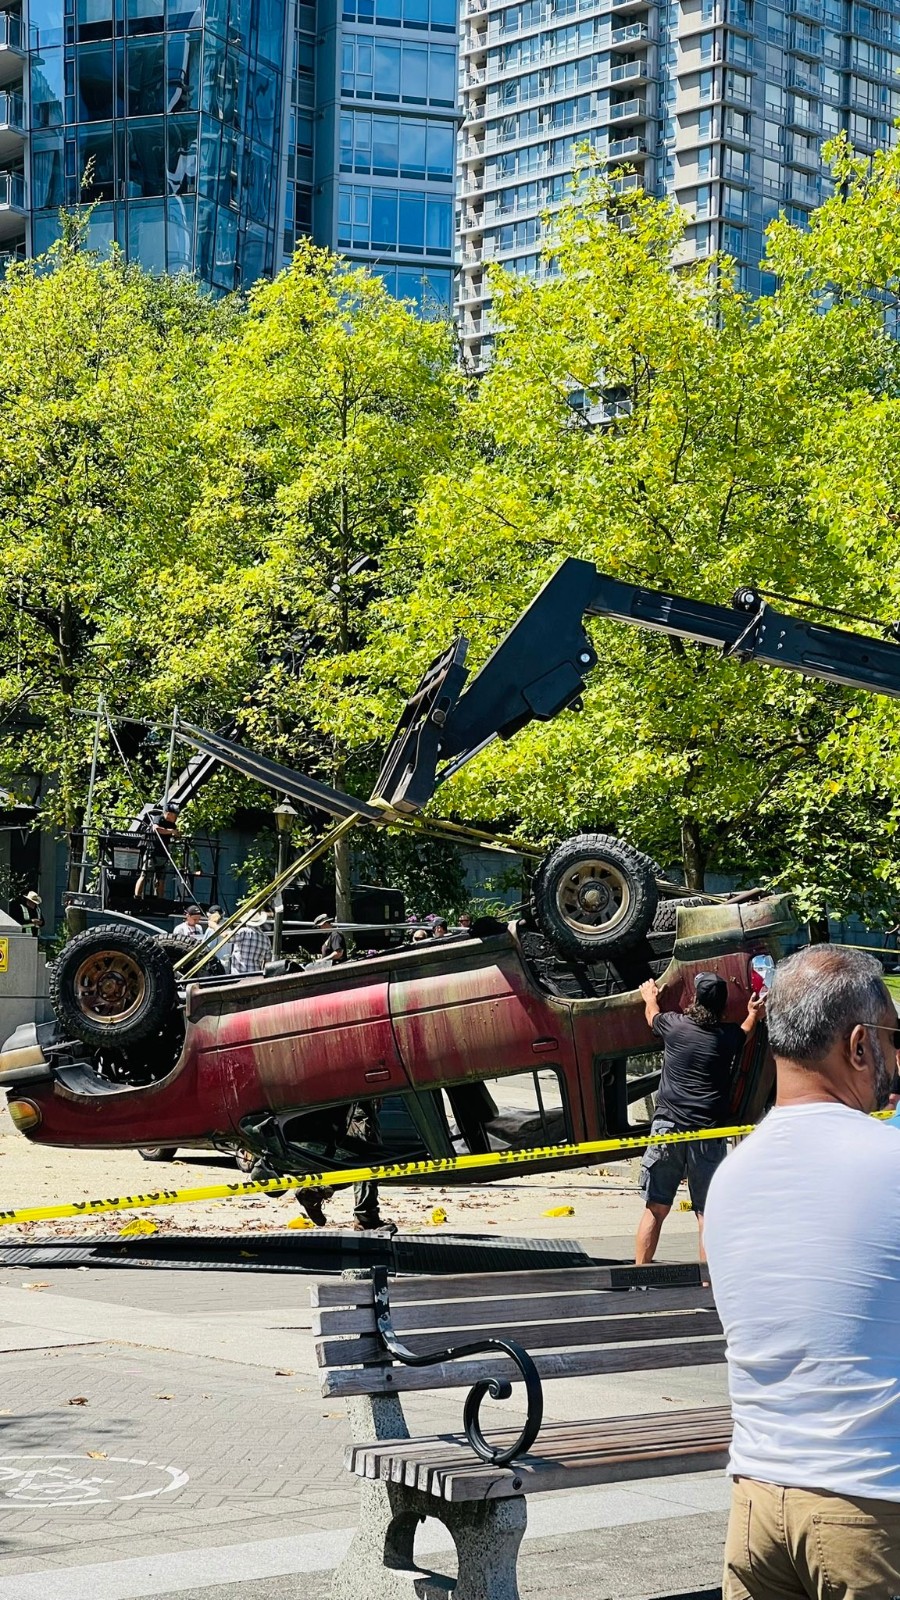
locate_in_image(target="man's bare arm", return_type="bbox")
[640,978,661,1028]
[741,995,764,1035]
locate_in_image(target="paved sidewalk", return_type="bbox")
[0,1246,729,1599]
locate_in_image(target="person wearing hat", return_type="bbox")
[135,799,181,900]
[635,970,763,1265]
[16,890,43,937]
[314,913,347,964]
[230,907,273,977]
[172,905,205,944]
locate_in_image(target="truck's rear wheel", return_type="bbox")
[532,833,658,961]
[49,928,175,1051]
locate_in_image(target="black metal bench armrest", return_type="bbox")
[372,1265,544,1467]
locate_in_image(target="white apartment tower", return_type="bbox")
[459,0,900,367]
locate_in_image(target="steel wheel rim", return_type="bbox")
[72,950,147,1026]
[554,859,631,937]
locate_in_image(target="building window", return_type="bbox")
[723,181,747,218]
[698,68,715,99]
[338,183,452,255]
[724,68,750,103]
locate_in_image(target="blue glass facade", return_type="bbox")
[307,0,458,309]
[0,0,459,305]
[23,0,289,286]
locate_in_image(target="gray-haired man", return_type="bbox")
[704,945,900,1600]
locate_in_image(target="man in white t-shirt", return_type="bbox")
[704,945,900,1599]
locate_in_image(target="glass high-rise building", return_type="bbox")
[459,0,900,366]
[0,0,458,302]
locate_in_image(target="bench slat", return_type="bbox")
[351,1411,731,1488]
[312,1284,717,1340]
[309,1263,705,1310]
[347,1405,733,1501]
[315,1308,722,1368]
[321,1335,727,1396]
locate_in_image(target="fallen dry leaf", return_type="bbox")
[67,1397,89,1406]
[23,1282,49,1290]
[86,1451,108,1460]
[275,1369,294,1377]
[154,1393,174,1401]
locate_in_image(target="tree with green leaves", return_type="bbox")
[0,224,222,886]
[360,139,900,928]
[185,242,459,913]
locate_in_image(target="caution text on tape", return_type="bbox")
[0,1122,756,1228]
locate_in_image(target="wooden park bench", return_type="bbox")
[312,1262,731,1600]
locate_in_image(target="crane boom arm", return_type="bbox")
[372,558,900,815]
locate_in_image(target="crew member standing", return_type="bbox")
[635,971,762,1264]
[314,913,347,964]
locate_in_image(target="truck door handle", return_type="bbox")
[532,1038,558,1053]
[365,1066,391,1083]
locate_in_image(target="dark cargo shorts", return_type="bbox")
[639,1117,727,1213]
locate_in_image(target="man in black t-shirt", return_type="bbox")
[635,971,763,1265]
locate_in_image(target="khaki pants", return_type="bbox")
[725,1476,900,1600]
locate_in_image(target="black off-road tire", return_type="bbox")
[650,896,707,934]
[138,1146,178,1162]
[532,833,659,961]
[156,935,224,979]
[49,928,176,1051]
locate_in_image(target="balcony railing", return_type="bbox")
[0,14,23,50]
[612,21,648,44]
[608,96,648,119]
[608,133,648,157]
[0,170,25,208]
[610,58,646,83]
[0,91,24,131]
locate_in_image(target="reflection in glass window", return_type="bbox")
[399,119,426,177]
[85,202,116,256]
[245,142,272,223]
[126,118,167,196]
[167,33,202,112]
[127,0,164,34]
[128,198,166,270]
[30,0,64,48]
[32,50,65,128]
[167,195,195,270]
[248,65,276,143]
[426,121,453,178]
[214,203,238,287]
[403,44,427,101]
[167,115,198,192]
[168,0,203,29]
[373,114,397,171]
[79,122,116,199]
[32,212,64,253]
[128,38,166,115]
[427,46,455,104]
[31,129,65,208]
[373,40,398,97]
[79,44,116,121]
[256,0,284,65]
[77,0,113,43]
[240,220,268,282]
[339,183,452,257]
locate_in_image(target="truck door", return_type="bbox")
[389,938,585,1143]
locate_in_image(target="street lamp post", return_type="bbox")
[272,798,298,960]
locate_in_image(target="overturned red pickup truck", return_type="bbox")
[0,894,794,1180]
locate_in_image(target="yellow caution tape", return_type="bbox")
[0,1122,757,1229]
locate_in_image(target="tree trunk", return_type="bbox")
[808,915,830,944]
[680,817,706,892]
[334,830,352,924]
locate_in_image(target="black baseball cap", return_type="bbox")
[694,972,727,1011]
